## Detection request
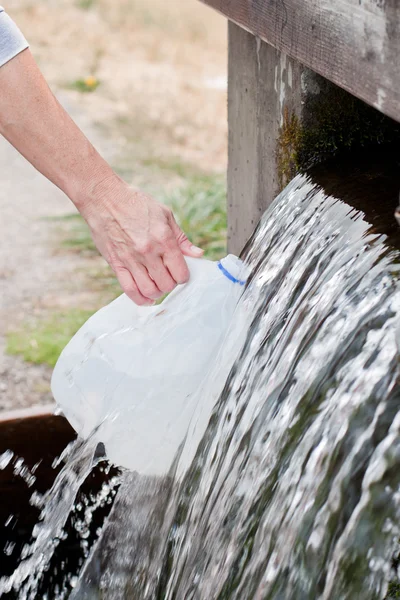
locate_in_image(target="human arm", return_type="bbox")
[0,14,203,305]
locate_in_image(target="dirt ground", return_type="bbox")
[0,97,116,411]
[11,0,228,179]
[0,0,227,412]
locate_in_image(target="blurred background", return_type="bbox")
[0,0,227,411]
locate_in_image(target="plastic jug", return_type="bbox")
[51,254,247,476]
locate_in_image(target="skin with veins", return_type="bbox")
[0,49,203,306]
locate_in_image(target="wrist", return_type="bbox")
[68,165,128,221]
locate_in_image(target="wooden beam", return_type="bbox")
[227,22,303,254]
[201,0,400,123]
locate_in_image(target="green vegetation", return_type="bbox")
[386,581,400,598]
[76,0,96,10]
[165,175,227,261]
[6,310,94,367]
[70,76,100,93]
[277,108,302,191]
[58,213,97,255]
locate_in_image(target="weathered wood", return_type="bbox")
[227,22,303,254]
[202,0,400,123]
[227,20,400,254]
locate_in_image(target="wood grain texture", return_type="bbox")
[201,0,400,122]
[227,22,303,254]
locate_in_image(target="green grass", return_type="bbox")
[6,310,95,367]
[69,77,100,93]
[56,213,97,255]
[76,0,97,10]
[165,175,227,261]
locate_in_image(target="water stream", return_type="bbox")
[1,170,400,599]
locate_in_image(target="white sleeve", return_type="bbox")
[0,8,29,68]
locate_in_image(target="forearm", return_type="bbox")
[0,10,202,305]
[0,48,120,214]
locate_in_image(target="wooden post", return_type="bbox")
[227,21,400,255]
[227,22,303,254]
[201,0,400,255]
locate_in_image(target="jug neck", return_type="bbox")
[218,255,248,285]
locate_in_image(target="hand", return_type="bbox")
[82,178,204,306]
[0,49,203,304]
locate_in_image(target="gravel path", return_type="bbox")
[0,96,112,413]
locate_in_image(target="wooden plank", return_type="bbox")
[201,0,400,123]
[227,22,303,254]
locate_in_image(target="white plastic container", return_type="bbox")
[51,255,247,476]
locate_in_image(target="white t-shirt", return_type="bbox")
[0,7,29,68]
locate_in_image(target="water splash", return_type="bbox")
[77,175,400,599]
[1,173,400,599]
[0,437,103,599]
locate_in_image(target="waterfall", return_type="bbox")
[74,173,400,599]
[2,169,399,600]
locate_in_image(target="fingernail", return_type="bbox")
[190,245,204,256]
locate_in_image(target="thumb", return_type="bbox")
[169,214,204,258]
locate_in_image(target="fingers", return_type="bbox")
[101,199,204,305]
[115,267,155,307]
[117,261,175,304]
[146,256,178,293]
[161,213,203,284]
[168,213,204,258]
[131,263,162,299]
[162,248,190,286]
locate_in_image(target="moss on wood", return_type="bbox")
[386,581,400,598]
[276,73,400,192]
[276,107,302,190]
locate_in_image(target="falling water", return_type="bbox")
[1,169,400,599]
[0,434,121,600]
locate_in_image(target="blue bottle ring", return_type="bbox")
[217,261,246,286]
